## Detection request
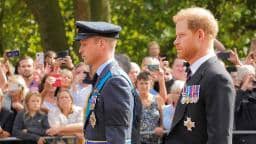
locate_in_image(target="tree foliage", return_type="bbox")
[111,0,256,63]
[1,0,255,64]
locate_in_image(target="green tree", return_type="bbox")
[24,0,68,52]
[90,0,110,22]
[111,0,256,64]
[1,0,255,65]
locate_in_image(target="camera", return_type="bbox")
[148,64,160,71]
[36,52,44,65]
[57,50,69,59]
[226,66,237,73]
[49,74,62,87]
[217,51,231,60]
[6,50,20,58]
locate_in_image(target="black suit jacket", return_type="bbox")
[85,61,134,144]
[165,57,235,144]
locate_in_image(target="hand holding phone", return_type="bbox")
[148,64,160,71]
[5,50,20,58]
[48,74,61,87]
[57,50,69,59]
[36,52,44,65]
[217,51,231,60]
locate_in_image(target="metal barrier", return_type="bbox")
[0,136,78,144]
[1,130,256,143]
[140,130,168,144]
[233,130,256,135]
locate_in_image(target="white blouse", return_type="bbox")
[48,105,83,127]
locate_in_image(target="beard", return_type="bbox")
[22,70,33,78]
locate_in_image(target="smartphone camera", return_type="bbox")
[49,74,62,87]
[36,52,44,65]
[57,50,69,59]
[148,64,160,71]
[217,51,231,60]
[6,50,20,58]
[226,66,237,73]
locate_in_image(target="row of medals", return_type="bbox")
[181,85,200,131]
[89,89,98,128]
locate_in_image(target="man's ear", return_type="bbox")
[197,29,205,41]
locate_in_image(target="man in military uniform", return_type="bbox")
[76,21,134,144]
[165,7,235,144]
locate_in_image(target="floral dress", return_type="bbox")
[140,97,161,144]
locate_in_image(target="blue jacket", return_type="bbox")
[84,61,134,144]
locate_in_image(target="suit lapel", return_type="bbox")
[170,56,218,131]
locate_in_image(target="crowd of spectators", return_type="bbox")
[0,39,256,144]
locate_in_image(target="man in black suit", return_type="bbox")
[165,7,235,144]
[76,21,134,144]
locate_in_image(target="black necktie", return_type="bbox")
[82,73,98,86]
[184,62,192,81]
[92,73,98,86]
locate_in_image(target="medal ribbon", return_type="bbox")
[85,71,112,124]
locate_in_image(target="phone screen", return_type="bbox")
[6,50,20,58]
[49,74,62,87]
[36,52,44,65]
[217,52,230,60]
[57,51,69,58]
[148,64,160,71]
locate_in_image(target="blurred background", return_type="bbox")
[0,0,255,64]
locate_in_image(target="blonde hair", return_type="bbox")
[173,7,218,39]
[24,91,42,113]
[170,80,185,94]
[56,90,74,113]
[61,69,73,80]
[8,75,28,100]
[237,65,255,84]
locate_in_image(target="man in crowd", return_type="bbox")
[76,21,134,144]
[17,56,35,88]
[165,7,235,144]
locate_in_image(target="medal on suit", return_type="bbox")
[181,85,200,104]
[184,117,195,131]
[90,112,96,128]
[89,92,98,128]
[85,71,113,129]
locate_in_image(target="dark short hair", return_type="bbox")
[15,56,34,74]
[137,71,151,81]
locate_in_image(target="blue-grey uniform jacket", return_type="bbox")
[84,61,134,144]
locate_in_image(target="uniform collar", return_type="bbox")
[96,58,114,76]
[190,52,215,75]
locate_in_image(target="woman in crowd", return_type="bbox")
[4,75,28,115]
[234,65,256,144]
[71,63,92,109]
[137,71,164,144]
[40,74,58,113]
[12,92,50,144]
[59,69,73,91]
[0,89,14,140]
[47,90,83,137]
